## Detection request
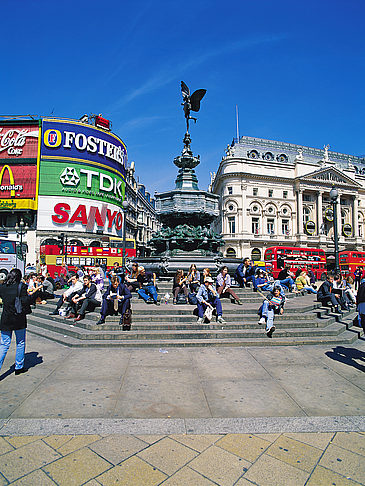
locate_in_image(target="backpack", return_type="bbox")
[122,308,132,331]
[188,292,198,305]
[176,293,187,304]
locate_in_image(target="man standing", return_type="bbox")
[356,280,365,334]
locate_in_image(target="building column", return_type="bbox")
[297,189,303,234]
[353,195,359,237]
[241,183,247,233]
[317,191,323,234]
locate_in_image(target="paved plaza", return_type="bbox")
[0,334,364,485]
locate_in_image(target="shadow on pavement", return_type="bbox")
[325,346,365,372]
[0,351,43,381]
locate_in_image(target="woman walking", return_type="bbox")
[0,269,31,375]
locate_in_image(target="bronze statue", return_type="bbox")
[181,81,206,134]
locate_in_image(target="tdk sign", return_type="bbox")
[60,166,123,198]
[41,120,127,174]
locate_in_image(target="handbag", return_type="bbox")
[203,305,213,322]
[122,308,132,331]
[14,283,23,314]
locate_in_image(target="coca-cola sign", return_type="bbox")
[0,124,39,159]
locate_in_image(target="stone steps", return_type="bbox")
[26,286,360,348]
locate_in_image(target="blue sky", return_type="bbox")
[2,0,364,194]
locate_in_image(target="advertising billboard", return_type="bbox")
[38,118,127,235]
[0,122,40,210]
[37,196,124,236]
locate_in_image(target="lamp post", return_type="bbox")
[330,186,340,274]
[122,200,129,270]
[15,219,29,273]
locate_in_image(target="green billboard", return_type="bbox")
[38,159,125,206]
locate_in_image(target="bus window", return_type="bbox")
[80,258,86,266]
[0,241,16,253]
[56,257,63,265]
[71,257,80,265]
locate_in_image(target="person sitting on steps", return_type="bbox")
[196,276,225,324]
[186,264,201,293]
[96,276,131,325]
[258,286,285,338]
[216,266,241,304]
[125,262,141,293]
[317,274,344,314]
[49,274,83,315]
[137,267,160,305]
[67,275,102,322]
[234,258,256,288]
[172,269,189,304]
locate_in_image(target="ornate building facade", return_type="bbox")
[211,136,365,260]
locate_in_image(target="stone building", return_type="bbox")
[211,136,365,260]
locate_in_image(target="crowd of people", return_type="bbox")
[1,257,365,376]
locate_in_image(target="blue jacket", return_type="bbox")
[103,283,131,301]
[196,284,219,304]
[235,263,255,279]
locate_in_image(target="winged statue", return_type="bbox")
[181,81,206,133]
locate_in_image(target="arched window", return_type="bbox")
[251,248,261,261]
[40,238,59,246]
[89,241,101,247]
[226,248,236,258]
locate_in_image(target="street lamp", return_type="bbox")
[15,218,29,273]
[122,200,129,270]
[330,186,340,274]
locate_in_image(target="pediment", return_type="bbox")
[299,167,361,187]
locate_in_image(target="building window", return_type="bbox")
[267,218,275,235]
[252,217,259,234]
[283,191,288,199]
[282,219,290,235]
[359,224,363,237]
[253,187,258,196]
[228,186,233,195]
[341,210,346,227]
[303,194,312,202]
[303,207,311,223]
[268,189,273,198]
[228,216,236,233]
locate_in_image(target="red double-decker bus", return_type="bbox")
[40,239,136,277]
[264,246,327,280]
[339,250,365,278]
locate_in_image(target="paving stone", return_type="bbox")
[306,465,360,486]
[97,455,167,486]
[243,453,309,486]
[235,478,258,486]
[266,434,323,472]
[331,431,365,456]
[0,473,8,486]
[83,481,102,486]
[42,434,74,450]
[134,435,165,444]
[216,433,271,462]
[43,447,111,486]
[9,469,57,485]
[137,436,198,475]
[319,443,365,484]
[253,433,281,443]
[5,435,45,448]
[88,434,148,464]
[161,465,217,485]
[170,434,222,452]
[0,440,60,482]
[0,437,14,455]
[56,435,102,455]
[189,445,250,486]
[283,432,334,450]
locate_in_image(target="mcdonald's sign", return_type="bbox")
[0,122,40,210]
[0,164,38,209]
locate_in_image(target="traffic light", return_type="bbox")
[58,233,65,253]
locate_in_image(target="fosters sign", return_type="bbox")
[0,122,40,210]
[38,119,127,234]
